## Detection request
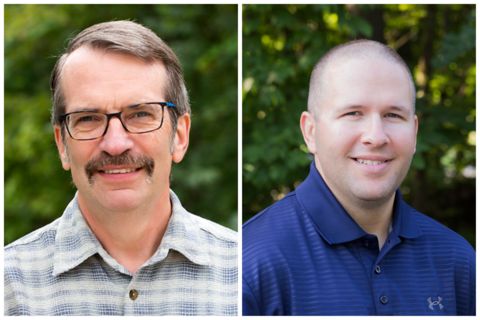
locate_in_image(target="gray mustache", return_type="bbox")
[85,151,154,184]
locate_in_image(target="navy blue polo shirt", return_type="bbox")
[243,162,475,315]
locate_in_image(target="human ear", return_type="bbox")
[300,111,317,155]
[413,114,418,153]
[54,125,71,171]
[172,113,191,163]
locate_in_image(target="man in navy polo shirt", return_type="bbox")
[242,40,475,315]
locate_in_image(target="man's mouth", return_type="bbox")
[354,158,389,165]
[85,151,155,185]
[101,168,139,174]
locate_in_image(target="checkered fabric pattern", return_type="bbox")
[5,190,238,316]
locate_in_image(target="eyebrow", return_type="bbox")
[69,102,150,113]
[338,104,411,113]
[72,108,101,112]
[338,104,365,112]
[389,105,410,113]
[68,105,102,113]
[69,105,124,113]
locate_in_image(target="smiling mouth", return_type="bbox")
[354,158,390,165]
[85,151,155,185]
[100,168,140,174]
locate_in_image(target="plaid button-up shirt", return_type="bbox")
[5,190,238,316]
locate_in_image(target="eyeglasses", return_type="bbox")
[60,102,176,141]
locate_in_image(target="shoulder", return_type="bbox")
[406,205,475,271]
[242,192,311,315]
[5,218,60,260]
[4,218,61,304]
[242,191,306,269]
[243,191,299,236]
[410,206,474,253]
[169,189,237,251]
[187,211,238,245]
[178,210,237,269]
[170,188,236,245]
[174,211,238,298]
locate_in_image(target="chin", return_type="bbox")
[351,184,397,204]
[102,189,145,212]
[354,191,392,203]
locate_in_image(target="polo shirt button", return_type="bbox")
[380,295,388,305]
[375,265,381,274]
[363,240,371,247]
[129,289,138,300]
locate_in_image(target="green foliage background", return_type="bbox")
[243,4,475,248]
[5,4,238,244]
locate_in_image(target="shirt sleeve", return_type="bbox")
[242,276,260,315]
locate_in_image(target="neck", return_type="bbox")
[77,190,171,275]
[316,162,394,251]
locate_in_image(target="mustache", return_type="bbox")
[85,151,155,185]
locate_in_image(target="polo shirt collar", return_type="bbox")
[296,162,422,245]
[391,187,423,239]
[53,190,211,277]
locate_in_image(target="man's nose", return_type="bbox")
[361,116,389,147]
[98,116,134,155]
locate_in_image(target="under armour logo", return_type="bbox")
[427,296,443,310]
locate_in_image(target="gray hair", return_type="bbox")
[50,20,190,143]
[308,39,416,119]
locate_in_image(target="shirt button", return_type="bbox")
[129,289,138,300]
[380,295,388,305]
[363,239,371,247]
[375,265,381,274]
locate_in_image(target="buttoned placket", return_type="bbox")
[124,265,153,316]
[371,232,402,315]
[354,232,402,315]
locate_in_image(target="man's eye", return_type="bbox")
[134,112,151,118]
[386,113,400,118]
[78,116,94,122]
[345,111,361,116]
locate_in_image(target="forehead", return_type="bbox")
[61,46,166,111]
[323,57,413,111]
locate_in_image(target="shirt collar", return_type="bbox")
[146,190,213,267]
[53,190,211,277]
[52,194,103,276]
[295,162,422,245]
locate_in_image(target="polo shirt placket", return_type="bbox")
[371,234,399,315]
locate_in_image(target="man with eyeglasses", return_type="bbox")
[5,21,237,316]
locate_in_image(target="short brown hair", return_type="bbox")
[308,39,415,118]
[50,20,190,137]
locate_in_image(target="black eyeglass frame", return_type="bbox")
[59,102,176,141]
